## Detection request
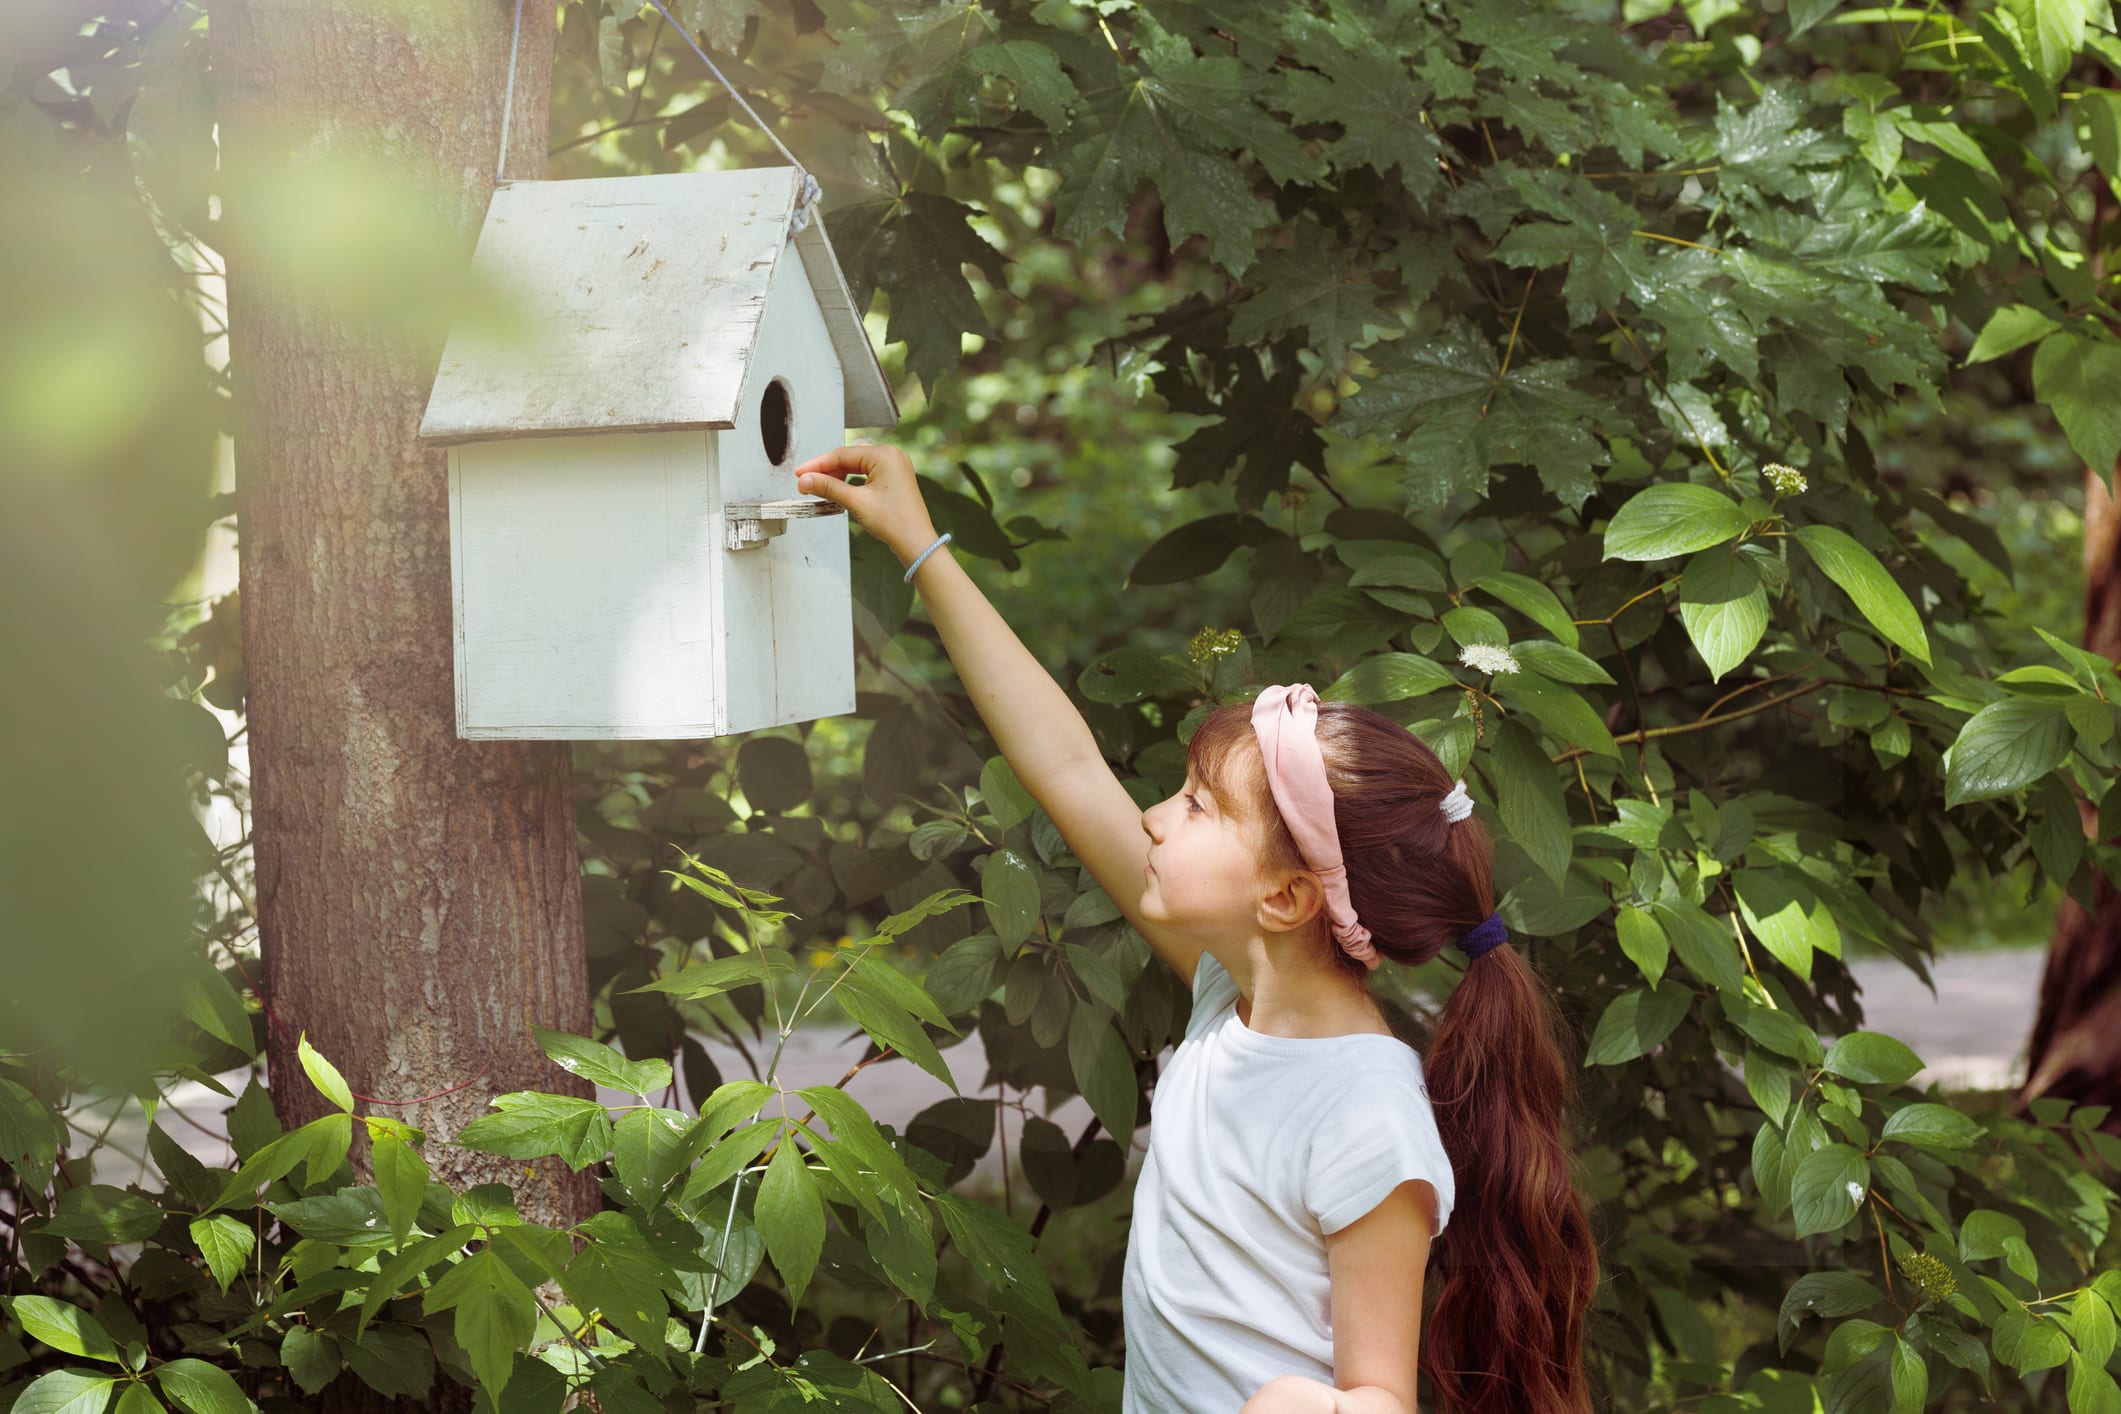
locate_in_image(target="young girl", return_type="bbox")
[791,443,1600,1414]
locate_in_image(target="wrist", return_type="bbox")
[899,526,947,568]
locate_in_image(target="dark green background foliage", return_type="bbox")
[6,0,2121,1409]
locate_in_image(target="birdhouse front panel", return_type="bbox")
[713,243,855,734]
[450,431,722,739]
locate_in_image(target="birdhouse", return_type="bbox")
[418,166,898,740]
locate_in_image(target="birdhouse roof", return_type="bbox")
[419,166,898,445]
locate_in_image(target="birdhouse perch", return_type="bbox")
[418,166,898,741]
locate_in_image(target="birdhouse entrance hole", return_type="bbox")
[760,377,793,466]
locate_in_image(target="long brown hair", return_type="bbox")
[1186,699,1600,1414]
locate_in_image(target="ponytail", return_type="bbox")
[1422,936,1600,1414]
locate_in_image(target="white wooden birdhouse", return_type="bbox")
[418,166,898,740]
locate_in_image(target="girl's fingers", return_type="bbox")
[791,442,882,484]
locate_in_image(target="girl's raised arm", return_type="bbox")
[792,443,1202,987]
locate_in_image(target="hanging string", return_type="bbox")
[637,0,822,231]
[495,0,526,182]
[489,0,823,230]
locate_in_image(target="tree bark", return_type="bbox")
[2018,460,2121,1133]
[211,0,598,1230]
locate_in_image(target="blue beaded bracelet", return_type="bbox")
[903,532,952,583]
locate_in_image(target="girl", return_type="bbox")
[791,443,1600,1414]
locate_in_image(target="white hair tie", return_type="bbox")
[1439,779,1474,823]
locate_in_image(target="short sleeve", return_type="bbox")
[1302,1075,1455,1236]
[1185,952,1241,1040]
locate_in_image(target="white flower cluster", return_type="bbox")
[1458,643,1519,677]
[1763,462,1808,496]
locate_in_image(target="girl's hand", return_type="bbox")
[1238,1375,1342,1414]
[791,441,939,569]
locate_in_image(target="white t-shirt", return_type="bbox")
[1120,952,1455,1414]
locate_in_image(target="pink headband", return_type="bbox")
[1249,683,1379,969]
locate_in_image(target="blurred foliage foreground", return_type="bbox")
[10,0,2121,1410]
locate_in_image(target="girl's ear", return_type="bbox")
[1256,867,1325,936]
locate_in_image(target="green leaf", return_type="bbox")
[280,1326,340,1396]
[530,1025,671,1096]
[831,193,1003,394]
[611,1106,693,1213]
[1603,483,1753,562]
[627,948,799,1000]
[1879,1102,1983,1150]
[1583,982,1691,1066]
[1732,1000,1826,1065]
[1064,944,1130,1016]
[737,734,811,814]
[358,1226,474,1336]
[1745,1047,1798,1129]
[2033,331,2121,490]
[755,1137,826,1310]
[1337,318,1609,508]
[297,1034,354,1113]
[1966,304,2062,364]
[1615,906,1670,986]
[979,756,1035,832]
[371,1134,428,1247]
[266,1187,393,1245]
[113,1386,167,1414]
[1822,1032,1924,1086]
[1959,1207,2028,1262]
[1678,548,1768,682]
[153,1358,253,1414]
[1067,1005,1138,1150]
[1889,1335,1928,1414]
[0,1077,62,1177]
[454,1093,613,1170]
[1321,653,1460,705]
[1494,718,1571,888]
[560,1212,684,1357]
[1790,524,1930,665]
[1229,226,1393,368]
[188,1216,255,1294]
[1778,1272,1884,1354]
[180,967,253,1054]
[1993,1305,2071,1372]
[935,1192,1052,1300]
[1657,901,1748,996]
[1944,698,2075,808]
[870,886,982,941]
[980,848,1040,950]
[422,1247,536,1398]
[925,933,1003,1015]
[7,1298,119,1363]
[677,1119,779,1207]
[12,1370,118,1414]
[838,951,958,1033]
[835,970,957,1090]
[1077,647,1197,704]
[691,1080,775,1154]
[2070,1289,2118,1370]
[1467,571,1580,650]
[2070,1351,2121,1414]
[795,1086,924,1209]
[37,1185,165,1245]
[1496,669,1620,759]
[1790,1142,1868,1236]
[1050,42,1287,276]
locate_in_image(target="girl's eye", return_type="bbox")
[1184,793,1203,815]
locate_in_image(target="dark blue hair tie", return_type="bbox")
[1458,910,1507,959]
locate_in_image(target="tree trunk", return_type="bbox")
[211,0,599,1228]
[2017,461,2121,1133]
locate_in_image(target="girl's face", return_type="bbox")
[1138,769,1276,940]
